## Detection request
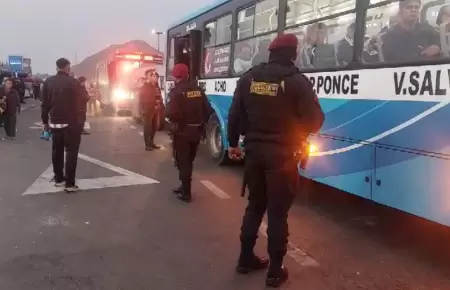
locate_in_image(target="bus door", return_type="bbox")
[174,29,202,81]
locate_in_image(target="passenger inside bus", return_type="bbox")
[436,4,450,57]
[251,38,271,67]
[233,42,253,74]
[382,0,441,62]
[300,22,338,69]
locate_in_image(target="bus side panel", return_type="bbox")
[206,93,233,149]
[374,147,450,227]
[303,136,374,200]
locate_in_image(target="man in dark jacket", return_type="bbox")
[41,58,85,193]
[139,69,163,151]
[13,77,26,104]
[227,34,324,288]
[0,78,20,140]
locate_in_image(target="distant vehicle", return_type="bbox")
[96,51,164,115]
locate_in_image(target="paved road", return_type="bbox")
[1,105,450,289]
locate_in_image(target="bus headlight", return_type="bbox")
[112,88,130,101]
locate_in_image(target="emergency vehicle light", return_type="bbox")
[123,54,141,60]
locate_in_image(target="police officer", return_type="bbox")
[227,34,324,288]
[166,63,213,202]
[139,69,163,151]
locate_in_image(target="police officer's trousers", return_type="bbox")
[240,146,298,271]
[173,133,200,191]
[143,112,158,147]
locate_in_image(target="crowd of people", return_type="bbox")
[0,74,33,140]
[0,67,91,141]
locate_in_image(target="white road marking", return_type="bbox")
[139,132,144,136]
[22,153,159,195]
[29,126,42,129]
[259,222,319,267]
[84,122,91,130]
[129,125,137,129]
[200,180,231,199]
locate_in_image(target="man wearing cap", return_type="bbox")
[139,69,162,151]
[166,63,213,202]
[227,34,324,287]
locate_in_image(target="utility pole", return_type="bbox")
[152,29,164,52]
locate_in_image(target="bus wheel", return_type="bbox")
[206,114,230,165]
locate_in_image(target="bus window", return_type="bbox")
[167,37,175,77]
[237,0,279,40]
[285,13,355,69]
[202,14,232,78]
[232,32,277,75]
[204,21,217,47]
[254,0,279,35]
[424,0,450,58]
[216,14,232,45]
[366,0,443,64]
[204,14,232,47]
[286,0,356,25]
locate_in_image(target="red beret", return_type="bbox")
[172,63,189,78]
[268,34,298,51]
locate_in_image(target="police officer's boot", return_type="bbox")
[172,185,182,195]
[236,255,269,274]
[266,259,288,288]
[177,182,192,203]
[236,242,269,274]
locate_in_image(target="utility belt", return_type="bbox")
[173,122,204,142]
[240,139,311,197]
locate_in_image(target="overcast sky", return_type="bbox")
[1,0,216,74]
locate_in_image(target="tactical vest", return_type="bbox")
[244,64,300,148]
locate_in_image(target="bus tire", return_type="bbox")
[206,114,230,165]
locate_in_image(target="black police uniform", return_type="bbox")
[139,82,163,150]
[41,71,85,189]
[228,57,324,286]
[166,80,213,202]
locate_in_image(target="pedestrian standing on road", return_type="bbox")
[139,69,163,151]
[77,76,91,135]
[32,79,41,100]
[0,78,20,140]
[227,34,325,288]
[166,63,213,202]
[14,76,26,104]
[41,58,85,193]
